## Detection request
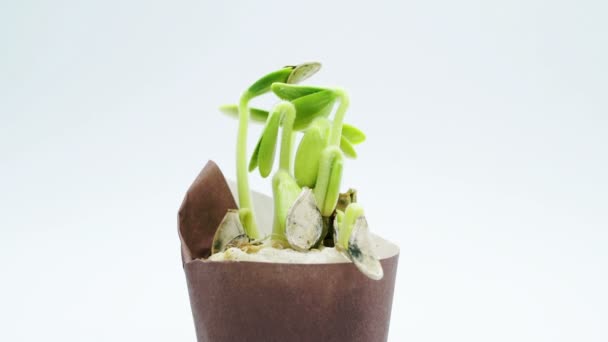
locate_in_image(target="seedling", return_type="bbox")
[215,62,383,279]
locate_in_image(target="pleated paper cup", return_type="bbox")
[178,161,399,342]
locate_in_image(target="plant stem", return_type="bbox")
[271,170,301,246]
[313,146,342,216]
[271,102,297,246]
[237,92,259,239]
[277,102,296,172]
[328,89,350,147]
[289,134,296,175]
[339,203,364,249]
[314,90,348,217]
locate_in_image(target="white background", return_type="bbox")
[1,0,607,341]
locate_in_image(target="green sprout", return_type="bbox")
[217,62,383,279]
[233,63,321,239]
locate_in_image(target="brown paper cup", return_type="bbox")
[179,161,400,342]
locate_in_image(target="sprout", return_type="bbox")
[218,62,383,280]
[347,215,383,280]
[250,109,281,177]
[234,63,321,239]
[334,204,383,280]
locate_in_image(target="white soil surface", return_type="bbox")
[208,244,350,264]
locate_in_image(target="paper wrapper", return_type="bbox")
[178,161,400,342]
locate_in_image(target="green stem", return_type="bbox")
[313,146,342,216]
[329,89,350,146]
[270,102,297,246]
[277,102,296,172]
[237,92,259,239]
[339,203,364,249]
[314,90,348,216]
[289,133,296,175]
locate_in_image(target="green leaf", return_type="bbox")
[220,104,269,123]
[341,123,366,144]
[258,111,281,178]
[294,125,326,188]
[292,90,338,130]
[286,62,321,84]
[250,107,270,122]
[271,83,326,101]
[247,67,294,98]
[340,136,357,158]
[249,136,262,172]
[218,104,238,117]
